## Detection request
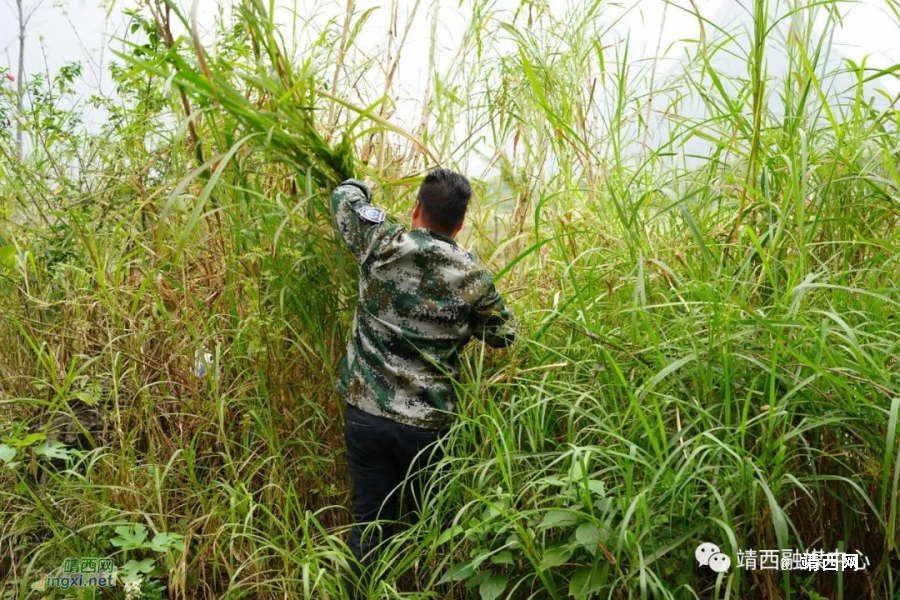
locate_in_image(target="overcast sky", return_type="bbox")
[1,0,898,146]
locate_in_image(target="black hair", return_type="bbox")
[417,168,472,233]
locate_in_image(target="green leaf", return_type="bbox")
[7,433,45,449]
[148,532,184,553]
[538,476,568,488]
[465,570,490,589]
[593,497,613,512]
[131,558,155,573]
[0,444,16,464]
[438,559,478,584]
[34,441,71,460]
[480,574,507,600]
[575,523,601,553]
[345,7,377,51]
[635,352,698,401]
[436,525,464,545]
[539,509,579,530]
[0,245,15,269]
[490,550,514,565]
[569,565,604,599]
[484,498,509,519]
[74,391,99,406]
[587,480,605,496]
[119,558,156,584]
[756,478,789,548]
[173,134,260,262]
[570,461,587,481]
[111,524,149,550]
[540,543,573,570]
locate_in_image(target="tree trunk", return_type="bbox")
[16,0,25,159]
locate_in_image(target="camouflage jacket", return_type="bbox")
[331,179,516,430]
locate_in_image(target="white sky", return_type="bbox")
[1,0,898,138]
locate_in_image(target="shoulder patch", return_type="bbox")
[357,205,386,223]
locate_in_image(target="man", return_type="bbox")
[330,168,516,596]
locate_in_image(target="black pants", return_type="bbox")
[343,403,446,598]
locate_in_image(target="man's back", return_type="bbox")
[332,179,515,429]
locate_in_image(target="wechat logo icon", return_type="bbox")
[695,542,731,573]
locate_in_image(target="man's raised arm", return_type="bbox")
[470,272,517,348]
[331,178,390,263]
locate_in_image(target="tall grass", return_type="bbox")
[0,0,898,598]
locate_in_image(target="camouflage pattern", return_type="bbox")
[331,179,516,430]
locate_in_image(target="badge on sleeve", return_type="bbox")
[357,205,386,223]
